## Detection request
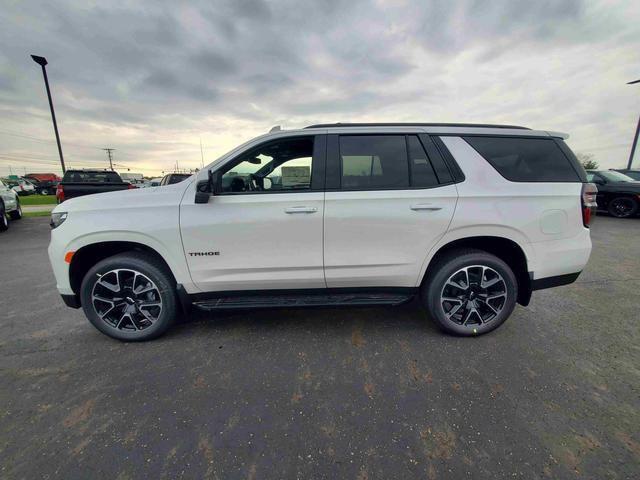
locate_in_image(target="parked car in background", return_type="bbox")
[56,169,135,203]
[613,169,640,181]
[120,172,145,185]
[149,177,162,187]
[25,173,61,195]
[49,123,595,341]
[3,177,36,196]
[159,173,191,185]
[586,170,640,218]
[0,178,23,232]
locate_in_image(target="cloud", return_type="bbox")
[0,0,639,175]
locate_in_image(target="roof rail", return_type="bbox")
[304,122,530,130]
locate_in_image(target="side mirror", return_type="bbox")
[194,171,220,204]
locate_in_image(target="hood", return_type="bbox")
[52,179,193,214]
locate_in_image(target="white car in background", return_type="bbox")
[6,178,36,196]
[0,178,23,232]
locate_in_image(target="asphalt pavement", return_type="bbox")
[1,215,639,479]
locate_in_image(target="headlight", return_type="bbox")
[50,212,68,229]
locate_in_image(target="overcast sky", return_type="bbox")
[1,0,639,177]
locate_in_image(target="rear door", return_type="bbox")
[180,134,327,292]
[323,133,458,288]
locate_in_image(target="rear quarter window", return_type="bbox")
[463,136,581,182]
[63,171,123,183]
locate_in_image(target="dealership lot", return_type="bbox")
[1,217,639,478]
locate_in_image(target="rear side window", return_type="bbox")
[407,135,438,188]
[464,136,580,182]
[339,136,409,189]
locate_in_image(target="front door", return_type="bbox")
[180,135,326,292]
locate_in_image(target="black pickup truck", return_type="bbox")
[56,169,134,203]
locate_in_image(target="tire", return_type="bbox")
[40,189,49,196]
[0,202,8,232]
[421,249,518,336]
[80,252,178,341]
[608,196,638,218]
[9,200,22,220]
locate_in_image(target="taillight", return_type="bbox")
[56,183,64,202]
[581,183,597,227]
[128,183,137,189]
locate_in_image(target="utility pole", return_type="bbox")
[199,137,205,169]
[102,148,115,170]
[627,79,640,170]
[31,55,66,173]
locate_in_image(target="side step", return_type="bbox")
[193,292,414,311]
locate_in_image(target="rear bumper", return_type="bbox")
[528,229,591,281]
[531,271,581,291]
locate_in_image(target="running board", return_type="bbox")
[192,292,414,311]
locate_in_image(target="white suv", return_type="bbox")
[48,123,596,341]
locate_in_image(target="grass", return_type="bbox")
[22,211,52,218]
[19,195,57,205]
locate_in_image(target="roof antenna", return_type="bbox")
[269,125,281,133]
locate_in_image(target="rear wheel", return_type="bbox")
[608,196,638,218]
[421,249,518,336]
[9,200,22,220]
[0,202,8,232]
[80,253,178,341]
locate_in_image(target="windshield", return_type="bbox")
[598,171,636,183]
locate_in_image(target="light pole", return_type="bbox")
[627,79,640,170]
[31,55,66,174]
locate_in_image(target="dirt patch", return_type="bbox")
[193,375,206,389]
[420,428,457,460]
[356,466,368,480]
[291,391,303,403]
[490,383,504,396]
[616,431,640,457]
[364,382,375,397]
[198,436,215,476]
[63,399,96,428]
[351,327,365,348]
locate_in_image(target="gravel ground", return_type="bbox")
[0,215,639,479]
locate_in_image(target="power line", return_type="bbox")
[0,129,102,151]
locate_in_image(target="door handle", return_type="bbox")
[410,204,442,211]
[284,206,318,214]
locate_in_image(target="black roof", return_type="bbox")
[304,122,530,130]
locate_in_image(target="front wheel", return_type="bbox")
[608,196,638,218]
[421,249,518,336]
[80,252,178,341]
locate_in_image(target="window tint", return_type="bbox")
[220,137,314,193]
[63,171,123,183]
[339,136,409,189]
[464,136,580,182]
[407,136,438,188]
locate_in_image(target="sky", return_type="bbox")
[1,0,639,178]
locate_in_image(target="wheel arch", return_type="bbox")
[69,241,177,298]
[421,235,532,306]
